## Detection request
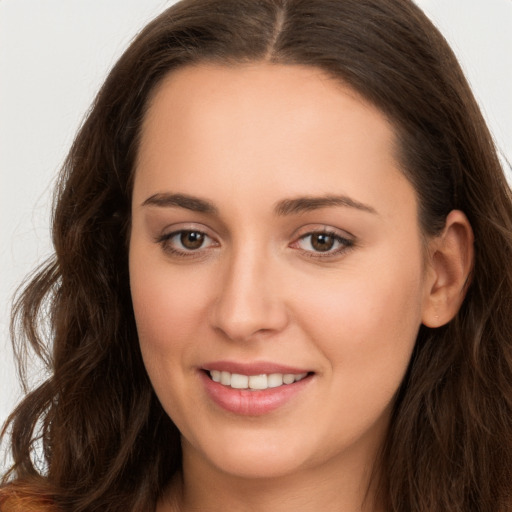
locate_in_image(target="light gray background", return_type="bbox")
[1,0,511,470]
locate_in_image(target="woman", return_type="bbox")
[1,0,511,511]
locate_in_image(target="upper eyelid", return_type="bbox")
[298,231,352,241]
[158,229,218,246]
[293,231,354,247]
[156,222,217,239]
[292,224,355,240]
[158,229,211,241]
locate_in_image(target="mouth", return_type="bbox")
[205,369,311,391]
[200,361,314,415]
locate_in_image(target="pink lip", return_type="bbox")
[203,360,310,375]
[199,361,313,416]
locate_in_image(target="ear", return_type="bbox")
[422,210,474,328]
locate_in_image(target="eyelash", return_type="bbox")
[293,230,354,258]
[156,230,218,258]
[156,229,354,259]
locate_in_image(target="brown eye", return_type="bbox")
[180,231,205,250]
[294,230,353,257]
[310,233,335,252]
[157,229,217,257]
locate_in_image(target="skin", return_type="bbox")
[129,63,473,512]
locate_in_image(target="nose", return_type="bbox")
[209,248,289,342]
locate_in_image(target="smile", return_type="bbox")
[208,370,309,390]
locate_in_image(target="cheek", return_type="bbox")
[293,252,425,386]
[129,250,211,365]
[129,255,215,428]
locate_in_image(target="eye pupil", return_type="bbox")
[311,233,335,252]
[180,231,204,250]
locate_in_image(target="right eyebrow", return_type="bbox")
[141,193,218,215]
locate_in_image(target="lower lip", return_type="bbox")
[200,371,312,416]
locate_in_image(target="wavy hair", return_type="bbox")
[2,1,512,511]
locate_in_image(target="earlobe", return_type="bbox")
[422,210,474,328]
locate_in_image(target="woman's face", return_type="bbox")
[129,63,433,481]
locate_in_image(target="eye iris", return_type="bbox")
[311,233,335,252]
[180,231,204,250]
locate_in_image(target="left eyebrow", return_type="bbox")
[274,195,378,216]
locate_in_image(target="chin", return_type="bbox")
[185,430,314,480]
[213,453,307,481]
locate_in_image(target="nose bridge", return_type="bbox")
[210,240,288,341]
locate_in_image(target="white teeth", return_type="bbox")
[267,373,283,388]
[230,374,249,389]
[208,370,308,390]
[283,374,295,385]
[248,374,267,390]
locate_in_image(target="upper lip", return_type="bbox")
[202,360,312,375]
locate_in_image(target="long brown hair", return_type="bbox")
[2,1,512,511]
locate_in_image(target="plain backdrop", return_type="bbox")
[1,0,511,471]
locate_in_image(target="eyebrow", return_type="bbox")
[141,192,377,216]
[142,193,218,214]
[274,195,378,216]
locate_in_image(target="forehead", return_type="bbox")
[140,62,392,151]
[134,63,414,221]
